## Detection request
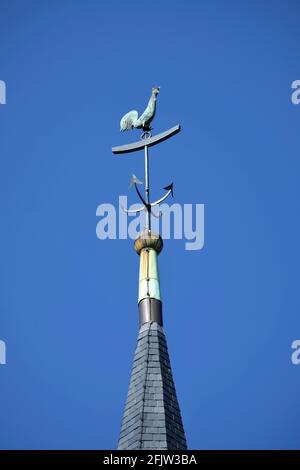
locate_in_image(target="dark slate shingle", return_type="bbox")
[117,321,187,450]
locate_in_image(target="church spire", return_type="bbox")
[117,230,187,450]
[112,89,187,450]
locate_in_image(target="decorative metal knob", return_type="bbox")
[134,230,163,255]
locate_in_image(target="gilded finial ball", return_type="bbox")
[134,230,163,255]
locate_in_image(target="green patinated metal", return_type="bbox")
[138,247,161,303]
[120,87,160,132]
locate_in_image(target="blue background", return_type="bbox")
[0,0,299,449]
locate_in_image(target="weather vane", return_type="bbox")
[112,86,180,232]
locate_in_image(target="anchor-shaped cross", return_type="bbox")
[112,125,180,231]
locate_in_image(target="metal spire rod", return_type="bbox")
[114,128,177,230]
[144,144,150,231]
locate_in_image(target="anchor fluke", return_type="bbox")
[163,183,174,198]
[151,182,174,207]
[129,174,143,189]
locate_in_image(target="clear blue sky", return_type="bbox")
[0,0,299,450]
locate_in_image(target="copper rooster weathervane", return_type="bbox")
[112,87,181,231]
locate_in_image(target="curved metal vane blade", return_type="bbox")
[151,183,174,207]
[163,183,174,197]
